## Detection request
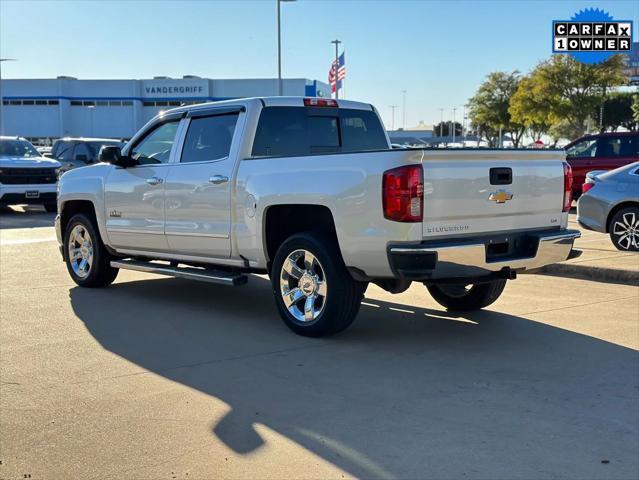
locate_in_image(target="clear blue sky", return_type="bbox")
[1,0,637,128]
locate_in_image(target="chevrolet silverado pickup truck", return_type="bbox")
[55,97,580,337]
[1,136,62,212]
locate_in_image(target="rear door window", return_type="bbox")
[595,137,622,158]
[251,107,388,157]
[181,114,239,163]
[619,136,639,157]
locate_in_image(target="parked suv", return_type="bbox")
[565,132,639,199]
[51,138,125,171]
[0,136,62,212]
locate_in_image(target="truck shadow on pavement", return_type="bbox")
[69,275,639,479]
[0,205,56,229]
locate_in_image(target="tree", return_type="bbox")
[633,94,639,123]
[468,71,525,147]
[594,92,637,132]
[529,54,626,139]
[432,121,462,138]
[509,75,553,141]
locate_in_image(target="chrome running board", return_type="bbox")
[110,259,248,286]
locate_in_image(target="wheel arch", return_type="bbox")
[60,200,100,241]
[606,201,639,233]
[263,204,342,270]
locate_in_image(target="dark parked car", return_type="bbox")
[565,132,639,199]
[51,137,125,171]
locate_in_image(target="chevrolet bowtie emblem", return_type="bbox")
[488,190,514,203]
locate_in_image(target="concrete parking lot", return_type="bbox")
[1,206,638,479]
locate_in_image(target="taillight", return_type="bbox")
[582,181,595,194]
[382,165,423,222]
[303,98,338,107]
[563,162,573,212]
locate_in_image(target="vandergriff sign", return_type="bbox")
[141,79,209,98]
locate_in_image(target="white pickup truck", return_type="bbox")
[55,97,580,336]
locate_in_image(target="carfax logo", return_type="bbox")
[552,8,633,64]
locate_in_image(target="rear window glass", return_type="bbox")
[252,107,388,157]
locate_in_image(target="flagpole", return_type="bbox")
[331,39,341,99]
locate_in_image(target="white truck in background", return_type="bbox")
[55,97,580,336]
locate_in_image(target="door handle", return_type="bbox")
[146,177,164,186]
[208,175,229,185]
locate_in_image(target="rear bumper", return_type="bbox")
[388,229,581,280]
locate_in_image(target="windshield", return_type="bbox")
[0,139,42,158]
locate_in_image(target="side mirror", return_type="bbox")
[98,146,132,167]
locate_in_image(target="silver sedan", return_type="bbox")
[577,162,639,252]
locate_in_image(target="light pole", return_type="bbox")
[438,108,444,138]
[452,107,457,143]
[389,105,397,131]
[330,39,341,99]
[0,58,17,136]
[462,103,468,145]
[401,90,406,130]
[87,105,95,137]
[277,0,296,96]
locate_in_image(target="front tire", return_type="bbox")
[271,232,365,337]
[64,213,119,287]
[426,279,507,311]
[609,207,639,252]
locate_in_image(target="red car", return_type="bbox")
[565,132,639,199]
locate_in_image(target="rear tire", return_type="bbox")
[64,213,119,288]
[608,207,639,252]
[426,279,507,311]
[271,232,365,337]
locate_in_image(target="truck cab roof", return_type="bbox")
[161,96,375,119]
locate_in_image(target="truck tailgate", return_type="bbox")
[421,150,566,239]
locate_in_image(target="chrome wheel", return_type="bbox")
[612,211,639,251]
[280,249,327,323]
[68,224,93,278]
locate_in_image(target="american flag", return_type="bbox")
[328,52,346,93]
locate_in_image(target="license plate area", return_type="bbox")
[25,191,40,199]
[485,234,539,262]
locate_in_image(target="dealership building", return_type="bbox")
[0,76,332,144]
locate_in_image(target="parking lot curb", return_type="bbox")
[538,262,639,286]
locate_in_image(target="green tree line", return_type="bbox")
[467,55,637,147]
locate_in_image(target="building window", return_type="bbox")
[96,101,108,106]
[48,100,59,105]
[22,100,35,105]
[122,101,133,106]
[71,101,82,106]
[108,101,121,106]
[35,100,48,105]
[143,101,155,107]
[83,101,95,106]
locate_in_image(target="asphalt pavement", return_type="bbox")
[1,205,638,479]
